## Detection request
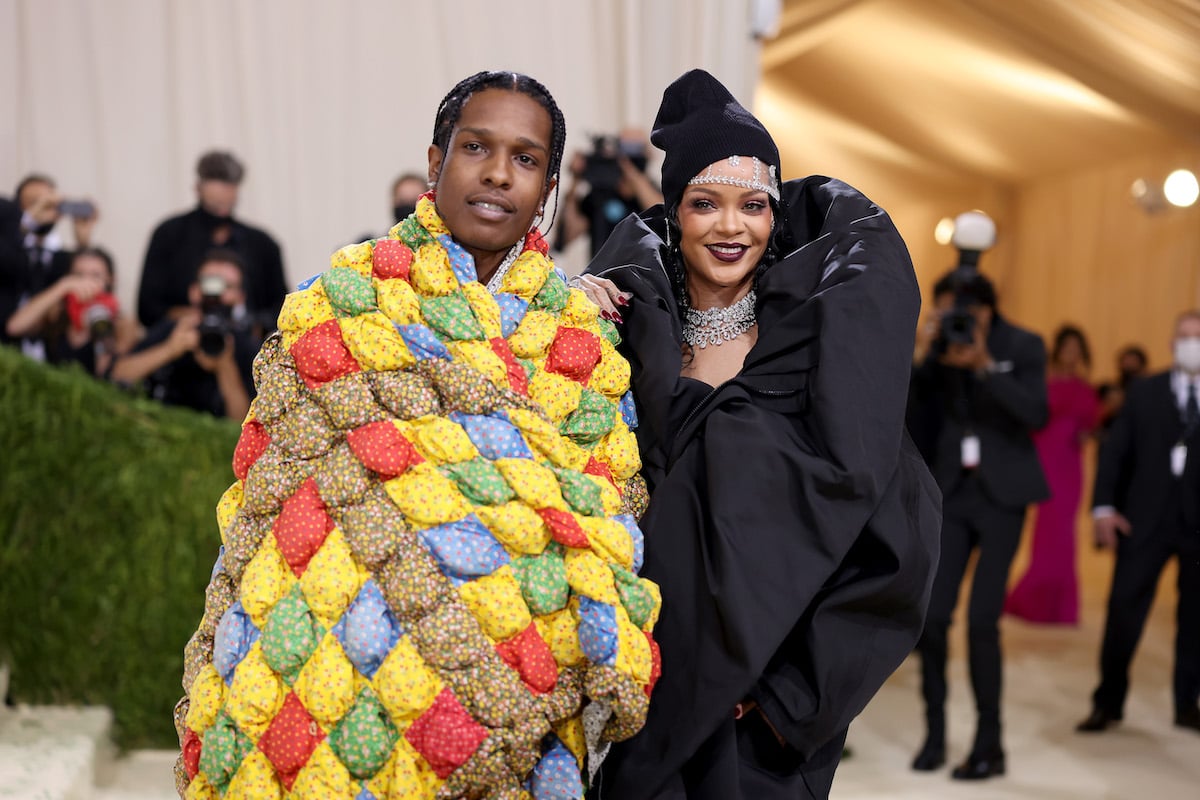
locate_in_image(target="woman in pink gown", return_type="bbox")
[1006,325,1101,624]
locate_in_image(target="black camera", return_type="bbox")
[936,211,996,349]
[197,274,233,356]
[583,135,647,194]
[82,302,115,341]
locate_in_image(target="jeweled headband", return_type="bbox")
[686,155,780,202]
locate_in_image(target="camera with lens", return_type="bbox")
[936,211,997,351]
[197,274,233,356]
[65,291,120,342]
[583,134,648,194]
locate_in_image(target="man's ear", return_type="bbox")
[427,145,444,188]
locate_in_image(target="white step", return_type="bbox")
[0,704,114,800]
[91,750,179,800]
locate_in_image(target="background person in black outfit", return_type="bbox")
[1077,310,1200,735]
[907,268,1049,780]
[114,251,257,420]
[136,150,287,335]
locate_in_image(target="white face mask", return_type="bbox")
[1174,336,1200,373]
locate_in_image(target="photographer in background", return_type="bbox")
[553,128,663,259]
[137,150,287,337]
[1,174,99,351]
[906,211,1049,781]
[4,247,140,378]
[113,250,257,420]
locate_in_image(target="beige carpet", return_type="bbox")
[833,529,1199,799]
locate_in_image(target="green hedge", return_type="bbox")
[0,346,239,749]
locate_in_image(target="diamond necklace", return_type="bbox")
[682,290,757,349]
[484,241,525,293]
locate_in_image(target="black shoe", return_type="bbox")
[1175,706,1200,732]
[951,749,1006,780]
[1076,707,1122,733]
[911,740,945,772]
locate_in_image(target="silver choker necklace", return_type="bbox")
[484,241,524,293]
[682,290,757,349]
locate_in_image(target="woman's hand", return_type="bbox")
[569,274,630,323]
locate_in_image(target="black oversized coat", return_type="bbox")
[582,176,942,799]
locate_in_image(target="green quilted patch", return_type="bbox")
[323,266,378,318]
[612,566,655,629]
[510,546,569,616]
[328,686,400,779]
[198,711,253,791]
[440,458,517,506]
[396,216,434,250]
[553,467,605,517]
[560,388,616,444]
[260,584,323,685]
[420,292,487,341]
[530,270,569,313]
[597,317,621,347]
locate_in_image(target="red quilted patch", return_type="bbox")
[645,632,662,696]
[182,728,202,780]
[536,507,590,549]
[404,688,489,779]
[495,623,558,694]
[232,420,271,481]
[543,327,603,385]
[524,229,549,256]
[345,421,424,478]
[583,456,618,492]
[289,319,361,390]
[489,337,528,396]
[272,478,333,576]
[257,692,324,791]
[372,239,414,281]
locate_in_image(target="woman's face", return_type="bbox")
[1057,335,1084,369]
[677,159,773,299]
[427,88,554,276]
[71,253,112,291]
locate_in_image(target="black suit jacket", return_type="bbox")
[909,315,1050,509]
[0,198,72,347]
[1093,371,1199,538]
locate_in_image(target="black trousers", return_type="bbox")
[1092,498,1200,716]
[916,472,1025,754]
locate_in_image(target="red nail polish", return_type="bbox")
[613,312,624,324]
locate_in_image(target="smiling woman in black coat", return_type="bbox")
[573,69,941,800]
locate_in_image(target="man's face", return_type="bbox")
[427,88,553,274]
[933,292,992,332]
[1174,315,1200,347]
[197,180,239,219]
[18,179,60,226]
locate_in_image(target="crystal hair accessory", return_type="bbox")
[682,290,757,348]
[687,157,780,201]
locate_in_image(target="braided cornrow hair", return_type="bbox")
[432,70,568,232]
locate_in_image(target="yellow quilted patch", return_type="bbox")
[224,643,284,740]
[497,251,551,299]
[493,457,565,510]
[564,549,620,604]
[403,416,480,464]
[585,474,623,516]
[560,289,600,330]
[461,282,503,340]
[289,741,353,799]
[615,605,653,684]
[374,739,441,800]
[446,339,508,388]
[580,517,634,571]
[595,422,641,481]
[474,502,551,555]
[299,529,363,628]
[552,716,586,766]
[278,286,335,334]
[506,310,557,358]
[372,636,444,723]
[409,242,457,296]
[292,633,356,728]
[457,565,532,642]
[216,481,243,545]
[508,408,589,470]
[330,242,375,278]
[374,277,421,325]
[339,312,415,372]
[184,664,225,733]
[589,337,632,397]
[240,540,297,629]
[183,774,218,800]
[536,605,585,667]
[383,462,471,526]
[224,749,282,799]
[527,370,583,423]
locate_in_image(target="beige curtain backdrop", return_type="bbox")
[0,0,765,311]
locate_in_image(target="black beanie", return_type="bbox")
[650,69,781,208]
